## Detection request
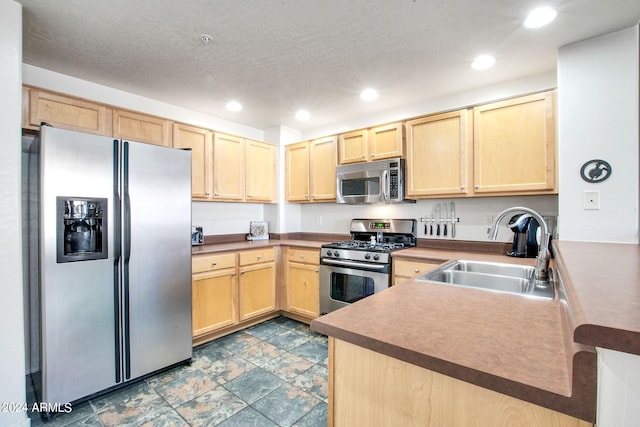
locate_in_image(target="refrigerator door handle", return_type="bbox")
[112,139,122,383]
[123,141,132,380]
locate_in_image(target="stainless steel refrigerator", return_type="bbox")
[29,126,192,406]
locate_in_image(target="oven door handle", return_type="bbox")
[321,258,388,270]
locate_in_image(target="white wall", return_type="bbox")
[558,25,640,427]
[0,1,30,426]
[558,26,639,244]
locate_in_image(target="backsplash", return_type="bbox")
[192,195,558,244]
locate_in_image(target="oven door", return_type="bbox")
[319,261,389,314]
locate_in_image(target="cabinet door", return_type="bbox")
[473,91,556,194]
[310,136,337,202]
[393,259,442,286]
[286,142,311,202]
[238,262,276,321]
[113,109,171,147]
[339,130,368,164]
[245,139,276,203]
[369,123,404,161]
[287,262,319,318]
[192,269,237,337]
[406,110,472,198]
[28,88,112,135]
[213,133,245,201]
[173,124,212,199]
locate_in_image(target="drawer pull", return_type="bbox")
[414,268,419,273]
[212,261,217,266]
[257,255,262,260]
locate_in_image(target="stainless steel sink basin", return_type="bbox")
[416,259,554,299]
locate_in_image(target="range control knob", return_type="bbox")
[373,254,380,261]
[334,251,340,258]
[364,253,371,260]
[326,250,333,257]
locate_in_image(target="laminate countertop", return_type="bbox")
[191,239,326,255]
[311,241,640,423]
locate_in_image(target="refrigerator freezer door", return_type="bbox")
[124,141,192,380]
[39,127,118,404]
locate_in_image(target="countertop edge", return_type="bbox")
[311,319,596,422]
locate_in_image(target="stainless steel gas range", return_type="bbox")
[319,218,417,314]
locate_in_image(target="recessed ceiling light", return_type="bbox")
[524,7,557,28]
[471,55,496,71]
[226,101,242,112]
[360,88,379,102]
[295,110,310,121]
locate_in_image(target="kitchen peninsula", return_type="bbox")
[311,240,640,427]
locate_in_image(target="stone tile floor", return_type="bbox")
[27,316,328,427]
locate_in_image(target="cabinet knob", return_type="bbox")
[371,153,375,158]
[214,192,219,196]
[460,186,465,190]
[212,261,217,266]
[205,192,210,196]
[305,195,309,199]
[414,268,419,273]
[247,194,251,198]
[315,269,319,273]
[474,186,479,190]
[300,255,304,259]
[232,272,236,276]
[240,270,245,275]
[257,255,262,260]
[361,155,365,159]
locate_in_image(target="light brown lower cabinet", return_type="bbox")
[191,247,277,341]
[392,259,442,285]
[329,338,592,427]
[191,253,238,337]
[285,247,320,319]
[238,248,277,321]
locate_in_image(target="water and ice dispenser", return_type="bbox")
[56,197,108,263]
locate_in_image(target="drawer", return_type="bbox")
[393,260,441,278]
[239,247,276,266]
[287,248,319,265]
[192,252,236,273]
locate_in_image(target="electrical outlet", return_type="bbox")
[484,216,494,227]
[315,215,323,225]
[583,191,600,210]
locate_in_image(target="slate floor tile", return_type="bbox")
[175,386,247,427]
[237,340,285,366]
[245,320,288,340]
[266,329,312,351]
[290,340,329,364]
[262,352,315,383]
[216,406,279,427]
[223,367,284,404]
[253,383,321,427]
[292,401,329,427]
[25,317,329,427]
[291,364,329,402]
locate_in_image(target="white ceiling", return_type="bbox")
[17,0,640,132]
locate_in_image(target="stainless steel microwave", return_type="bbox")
[336,158,412,204]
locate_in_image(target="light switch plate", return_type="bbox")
[583,191,600,210]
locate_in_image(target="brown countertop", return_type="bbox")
[312,245,599,422]
[191,239,327,255]
[554,240,640,355]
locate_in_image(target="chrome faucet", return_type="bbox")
[488,207,552,281]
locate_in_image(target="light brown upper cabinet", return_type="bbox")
[473,91,557,195]
[406,110,472,198]
[245,138,277,203]
[286,136,337,202]
[338,123,405,164]
[212,133,277,203]
[25,87,112,135]
[112,109,172,147]
[172,124,213,200]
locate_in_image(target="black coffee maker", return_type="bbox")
[507,214,540,258]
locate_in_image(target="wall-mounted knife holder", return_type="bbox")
[419,202,460,238]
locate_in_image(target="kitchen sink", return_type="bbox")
[416,259,554,299]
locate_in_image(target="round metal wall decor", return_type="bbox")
[580,159,612,183]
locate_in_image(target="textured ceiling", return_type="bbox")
[17,0,640,132]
